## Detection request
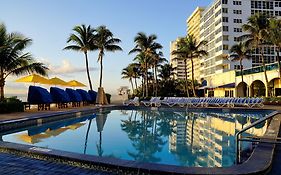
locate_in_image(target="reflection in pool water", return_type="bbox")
[2,109,270,167]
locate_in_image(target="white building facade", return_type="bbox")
[200,0,281,79]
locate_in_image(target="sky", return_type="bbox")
[0,0,212,97]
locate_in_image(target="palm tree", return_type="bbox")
[133,53,147,97]
[129,32,162,97]
[0,23,48,100]
[130,63,141,90]
[121,65,135,94]
[151,51,166,96]
[229,42,251,96]
[268,18,281,79]
[64,24,95,90]
[241,13,270,96]
[93,25,122,88]
[172,35,207,97]
[159,63,176,81]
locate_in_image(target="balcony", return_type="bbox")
[235,62,278,76]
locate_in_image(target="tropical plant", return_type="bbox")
[172,35,207,97]
[121,65,135,94]
[229,42,251,96]
[241,13,270,96]
[129,32,162,97]
[93,25,122,88]
[64,24,95,90]
[0,23,48,100]
[158,63,176,82]
[268,18,281,79]
[151,51,166,96]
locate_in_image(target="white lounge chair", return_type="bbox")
[123,97,140,106]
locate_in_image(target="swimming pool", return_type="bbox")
[1,108,271,168]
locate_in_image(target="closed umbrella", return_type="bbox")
[15,74,50,85]
[66,80,86,87]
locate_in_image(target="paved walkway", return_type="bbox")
[0,152,113,175]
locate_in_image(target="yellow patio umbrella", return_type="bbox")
[66,80,86,87]
[48,77,67,86]
[15,74,50,85]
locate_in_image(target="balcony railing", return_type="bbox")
[235,62,279,77]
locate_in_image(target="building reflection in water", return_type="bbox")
[169,112,267,167]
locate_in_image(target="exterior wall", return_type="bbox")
[187,7,205,82]
[200,0,253,80]
[170,39,186,80]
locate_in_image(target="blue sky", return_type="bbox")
[0,0,211,96]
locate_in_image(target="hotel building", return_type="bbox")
[170,7,205,81]
[171,0,281,97]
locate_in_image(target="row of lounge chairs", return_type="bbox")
[26,86,97,110]
[123,97,264,108]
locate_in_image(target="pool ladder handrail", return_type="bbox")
[235,111,280,164]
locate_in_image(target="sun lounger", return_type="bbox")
[123,97,140,106]
[76,89,92,105]
[66,88,82,107]
[88,90,97,104]
[27,86,53,110]
[141,97,161,107]
[50,87,70,108]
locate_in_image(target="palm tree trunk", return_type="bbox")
[84,52,93,91]
[130,78,134,95]
[134,77,138,90]
[84,119,92,154]
[99,52,103,88]
[145,62,149,97]
[154,65,158,97]
[277,47,281,79]
[142,76,145,97]
[261,46,269,97]
[191,58,196,97]
[240,59,246,97]
[184,59,189,97]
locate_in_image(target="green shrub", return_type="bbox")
[0,97,24,113]
[105,93,111,104]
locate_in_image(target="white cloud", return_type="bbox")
[44,59,98,75]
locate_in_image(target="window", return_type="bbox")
[222,8,228,13]
[234,28,242,32]
[223,44,229,50]
[223,26,229,31]
[233,10,242,14]
[225,90,234,97]
[233,19,242,23]
[275,1,281,7]
[234,65,243,69]
[223,35,229,41]
[223,17,228,22]
[275,11,281,16]
[222,0,228,4]
[234,37,241,42]
[233,1,242,5]
[208,90,214,97]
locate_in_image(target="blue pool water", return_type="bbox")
[2,108,271,167]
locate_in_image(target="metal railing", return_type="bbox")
[235,111,280,164]
[235,62,279,77]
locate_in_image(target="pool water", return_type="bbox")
[2,109,270,167]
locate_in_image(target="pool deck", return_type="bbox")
[0,104,280,175]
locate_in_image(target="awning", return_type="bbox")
[198,86,217,90]
[218,83,235,88]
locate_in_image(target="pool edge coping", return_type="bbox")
[0,105,279,175]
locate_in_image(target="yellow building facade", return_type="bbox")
[186,7,205,82]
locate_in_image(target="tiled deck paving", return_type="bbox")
[0,152,113,175]
[0,104,280,174]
